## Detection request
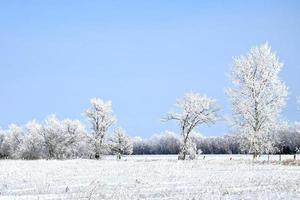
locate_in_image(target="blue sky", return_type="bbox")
[0,1,299,137]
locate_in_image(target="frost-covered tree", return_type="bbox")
[109,127,133,159]
[6,124,24,158]
[41,115,89,159]
[0,128,10,158]
[61,119,90,158]
[277,122,300,156]
[85,98,116,159]
[227,43,288,158]
[19,120,44,159]
[149,131,181,154]
[165,92,219,160]
[0,117,90,160]
[41,115,66,159]
[132,137,152,155]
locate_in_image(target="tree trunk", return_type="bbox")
[268,154,270,162]
[95,152,99,160]
[294,154,296,161]
[279,154,281,161]
[183,151,186,160]
[178,135,188,160]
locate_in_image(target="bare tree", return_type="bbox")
[164,92,219,160]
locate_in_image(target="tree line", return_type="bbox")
[0,103,133,160]
[0,121,299,160]
[133,126,300,156]
[0,43,299,160]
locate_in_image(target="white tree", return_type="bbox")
[292,122,300,160]
[149,131,181,154]
[85,98,116,159]
[6,124,24,158]
[226,43,288,158]
[0,128,10,158]
[41,115,89,159]
[61,119,90,158]
[109,127,133,159]
[165,92,219,160]
[19,120,44,159]
[41,115,66,159]
[132,136,151,155]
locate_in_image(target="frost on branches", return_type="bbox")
[41,115,88,159]
[19,120,44,159]
[5,124,24,159]
[85,98,116,159]
[165,92,219,160]
[109,127,133,160]
[226,43,288,158]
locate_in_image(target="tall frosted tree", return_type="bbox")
[85,98,116,159]
[165,92,219,160]
[227,43,288,158]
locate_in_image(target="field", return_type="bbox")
[0,155,300,200]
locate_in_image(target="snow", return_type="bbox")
[0,155,299,199]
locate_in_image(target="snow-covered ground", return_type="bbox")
[0,155,299,200]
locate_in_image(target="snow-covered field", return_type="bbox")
[0,155,299,200]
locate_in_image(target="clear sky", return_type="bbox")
[0,1,299,137]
